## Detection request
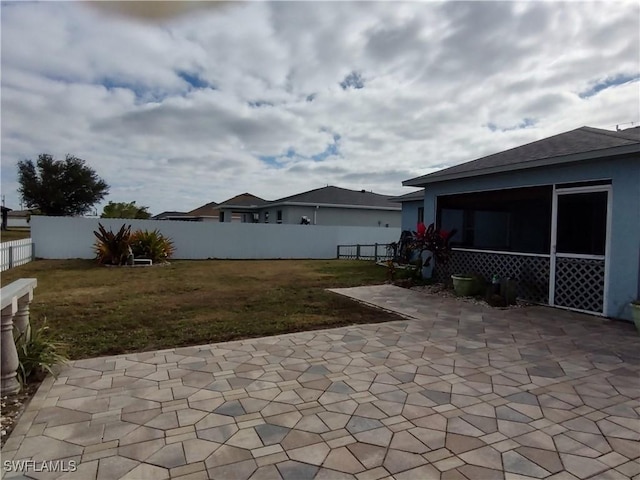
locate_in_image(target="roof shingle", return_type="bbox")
[404,126,640,186]
[268,186,399,208]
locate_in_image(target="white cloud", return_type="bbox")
[1,1,638,214]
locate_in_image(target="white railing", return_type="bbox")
[0,238,34,271]
[1,278,37,394]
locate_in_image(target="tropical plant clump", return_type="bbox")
[93,223,174,265]
[93,223,132,265]
[14,319,68,385]
[130,229,175,262]
[387,223,456,280]
[411,222,457,270]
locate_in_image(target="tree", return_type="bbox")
[101,201,151,219]
[17,154,109,216]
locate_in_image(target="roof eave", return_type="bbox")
[403,143,640,187]
[392,197,424,203]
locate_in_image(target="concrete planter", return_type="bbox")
[631,302,640,333]
[451,275,476,297]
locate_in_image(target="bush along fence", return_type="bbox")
[337,243,394,262]
[1,238,34,272]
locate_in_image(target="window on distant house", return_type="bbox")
[277,210,283,224]
[219,212,224,222]
[264,212,269,223]
[417,207,424,225]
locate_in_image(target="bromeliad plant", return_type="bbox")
[93,223,175,265]
[130,229,175,263]
[93,223,132,265]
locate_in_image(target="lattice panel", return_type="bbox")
[434,250,550,304]
[554,257,605,313]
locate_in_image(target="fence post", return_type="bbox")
[374,243,378,263]
[356,244,361,260]
[31,240,35,261]
[8,246,13,269]
[336,245,340,259]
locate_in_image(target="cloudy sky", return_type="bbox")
[1,1,638,215]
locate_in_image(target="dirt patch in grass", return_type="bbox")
[1,259,401,360]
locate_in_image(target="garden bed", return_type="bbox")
[408,282,531,309]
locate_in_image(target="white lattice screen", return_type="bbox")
[554,257,605,313]
[434,250,550,304]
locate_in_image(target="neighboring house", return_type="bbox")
[180,187,402,227]
[402,125,640,321]
[6,209,32,228]
[152,211,197,221]
[393,190,425,231]
[216,193,268,223]
[187,201,220,222]
[1,207,10,230]
[257,186,401,227]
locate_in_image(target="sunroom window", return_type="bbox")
[437,186,552,254]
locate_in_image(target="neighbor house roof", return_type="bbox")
[188,201,219,217]
[391,190,424,203]
[404,126,640,187]
[266,186,400,210]
[152,211,190,220]
[217,193,268,209]
[7,209,34,217]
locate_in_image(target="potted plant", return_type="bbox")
[630,300,640,332]
[451,274,476,296]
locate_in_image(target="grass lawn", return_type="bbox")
[1,259,398,359]
[0,228,31,242]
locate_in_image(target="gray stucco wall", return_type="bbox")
[415,156,640,321]
[401,200,423,231]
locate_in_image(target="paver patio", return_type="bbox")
[2,284,639,480]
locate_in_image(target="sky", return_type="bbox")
[1,1,639,216]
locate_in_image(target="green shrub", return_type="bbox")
[130,229,175,262]
[93,223,132,265]
[14,319,68,385]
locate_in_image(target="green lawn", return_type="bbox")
[0,228,31,242]
[1,259,397,359]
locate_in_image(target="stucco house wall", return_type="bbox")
[417,155,639,320]
[400,200,424,232]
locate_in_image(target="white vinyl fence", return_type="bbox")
[31,216,401,260]
[0,238,34,271]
